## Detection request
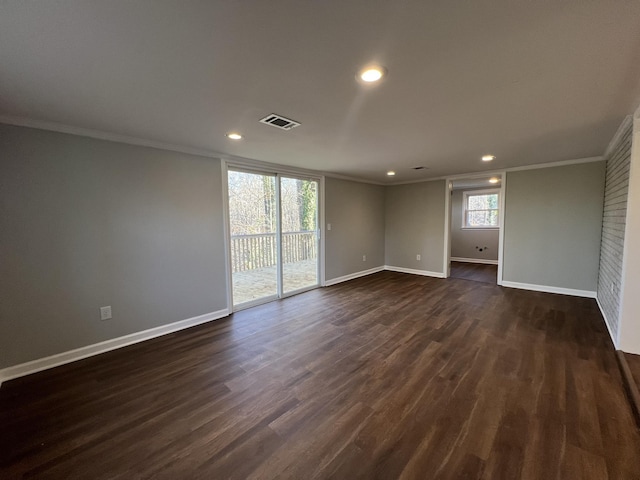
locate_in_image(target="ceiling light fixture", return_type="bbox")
[387,170,396,176]
[358,65,387,83]
[226,132,242,140]
[489,177,500,184]
[482,155,495,162]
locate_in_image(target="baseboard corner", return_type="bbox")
[384,265,446,279]
[324,266,385,286]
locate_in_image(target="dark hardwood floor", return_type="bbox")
[625,353,640,391]
[622,352,640,425]
[450,261,498,284]
[1,271,639,479]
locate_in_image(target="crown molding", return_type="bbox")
[0,114,389,185]
[503,156,604,172]
[321,172,385,186]
[0,114,228,160]
[387,156,604,186]
[0,114,607,187]
[604,115,633,159]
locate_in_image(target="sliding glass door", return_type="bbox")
[280,176,319,294]
[228,170,278,306]
[227,169,319,309]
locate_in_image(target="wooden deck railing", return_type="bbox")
[230,231,317,272]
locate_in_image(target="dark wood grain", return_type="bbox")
[624,352,640,390]
[619,351,640,427]
[450,261,497,284]
[1,271,638,479]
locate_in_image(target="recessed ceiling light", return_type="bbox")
[226,132,242,140]
[358,65,387,83]
[387,170,396,176]
[489,177,500,184]
[482,155,495,162]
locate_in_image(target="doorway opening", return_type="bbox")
[226,168,320,310]
[446,174,504,285]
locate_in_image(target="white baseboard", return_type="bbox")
[595,296,618,349]
[450,257,498,265]
[0,308,229,386]
[384,265,446,278]
[324,266,385,286]
[501,281,596,298]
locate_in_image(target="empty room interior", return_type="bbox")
[2,2,640,479]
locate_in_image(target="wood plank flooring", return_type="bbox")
[625,353,640,391]
[449,261,497,284]
[1,271,639,479]
[621,352,640,425]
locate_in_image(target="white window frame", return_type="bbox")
[462,188,500,229]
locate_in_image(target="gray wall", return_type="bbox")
[385,180,446,273]
[598,121,632,340]
[503,162,606,291]
[325,178,385,280]
[0,124,228,368]
[450,188,499,261]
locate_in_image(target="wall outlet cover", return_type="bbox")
[100,306,112,321]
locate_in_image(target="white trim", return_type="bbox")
[443,179,451,278]
[0,309,230,386]
[221,161,234,316]
[460,227,499,230]
[1,115,605,187]
[596,296,618,349]
[384,265,446,278]
[275,176,283,298]
[445,172,505,286]
[617,106,640,353]
[604,115,633,159]
[224,166,324,311]
[233,295,279,312]
[503,156,604,173]
[319,177,326,287]
[462,188,500,229]
[450,257,498,265]
[322,172,384,186]
[501,281,596,298]
[324,266,385,286]
[389,157,605,186]
[0,114,226,160]
[0,115,385,186]
[497,172,506,286]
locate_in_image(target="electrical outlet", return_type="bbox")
[100,306,112,321]
[327,223,332,231]
[362,255,367,262]
[416,254,421,261]
[611,282,615,294]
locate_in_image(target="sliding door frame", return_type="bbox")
[279,173,322,299]
[221,159,325,312]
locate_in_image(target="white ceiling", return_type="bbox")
[1,1,640,183]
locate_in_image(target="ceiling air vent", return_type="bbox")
[259,114,301,131]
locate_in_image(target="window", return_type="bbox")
[463,189,499,228]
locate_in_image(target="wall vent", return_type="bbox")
[259,114,301,131]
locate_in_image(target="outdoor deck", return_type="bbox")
[232,259,318,305]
